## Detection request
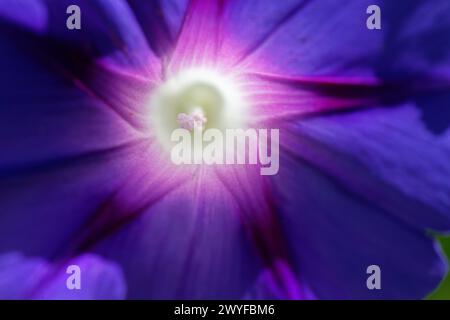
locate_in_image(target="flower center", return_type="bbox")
[177,109,207,131]
[149,69,246,151]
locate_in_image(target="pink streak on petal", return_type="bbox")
[239,71,431,126]
[168,0,228,73]
[214,165,306,299]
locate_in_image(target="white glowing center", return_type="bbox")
[150,69,246,150]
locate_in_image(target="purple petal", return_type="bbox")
[243,260,311,299]
[0,252,126,299]
[0,0,47,33]
[281,100,450,232]
[168,0,226,72]
[0,140,151,258]
[127,0,189,57]
[378,0,450,81]
[0,10,163,259]
[272,153,446,299]
[0,253,48,299]
[36,254,126,300]
[242,72,393,124]
[0,46,139,171]
[220,0,308,65]
[84,168,267,299]
[0,0,160,75]
[238,0,450,80]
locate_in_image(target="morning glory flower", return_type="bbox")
[0,0,449,300]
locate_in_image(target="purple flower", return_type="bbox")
[0,0,449,300]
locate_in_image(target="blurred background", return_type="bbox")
[429,237,450,299]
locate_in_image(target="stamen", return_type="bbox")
[177,110,207,130]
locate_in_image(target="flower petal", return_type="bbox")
[0,0,48,33]
[0,0,160,75]
[36,254,126,300]
[168,0,230,71]
[377,0,450,81]
[127,0,189,57]
[77,167,292,299]
[242,71,398,124]
[281,99,450,232]
[0,11,162,259]
[238,0,450,81]
[0,140,151,258]
[0,252,126,299]
[272,153,446,299]
[0,252,48,299]
[220,0,309,65]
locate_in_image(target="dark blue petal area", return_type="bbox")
[238,0,383,77]
[127,0,189,57]
[0,140,148,259]
[86,169,265,299]
[272,153,446,299]
[0,23,141,173]
[282,100,450,233]
[239,0,450,81]
[221,0,309,65]
[0,0,160,75]
[0,46,137,171]
[47,0,160,74]
[415,90,450,135]
[377,0,450,81]
[0,22,150,258]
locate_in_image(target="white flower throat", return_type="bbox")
[149,69,279,175]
